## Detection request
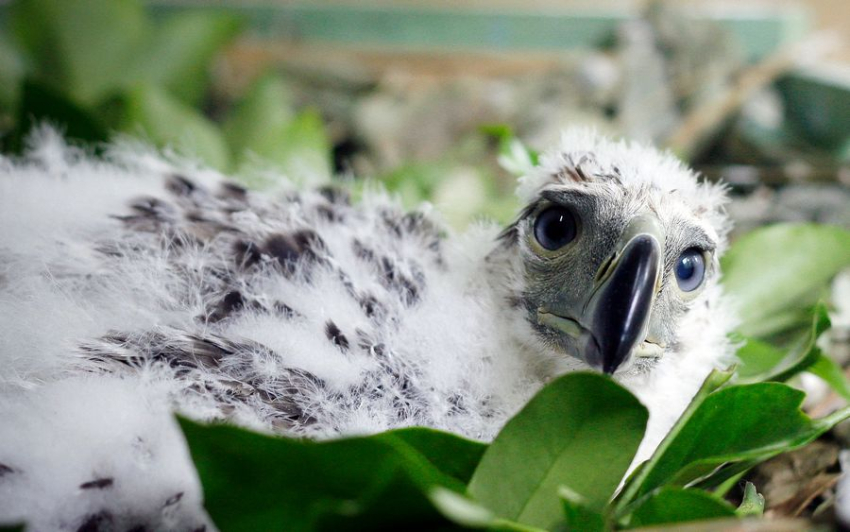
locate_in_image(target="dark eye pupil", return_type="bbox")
[534,207,577,251]
[675,248,705,292]
[677,256,695,279]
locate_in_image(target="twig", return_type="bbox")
[665,33,839,161]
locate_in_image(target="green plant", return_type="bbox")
[1,0,331,183]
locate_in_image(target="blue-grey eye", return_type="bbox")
[675,248,706,292]
[534,207,577,251]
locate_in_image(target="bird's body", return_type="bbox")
[0,129,735,530]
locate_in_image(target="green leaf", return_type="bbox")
[735,482,764,517]
[488,522,547,532]
[614,368,733,512]
[223,73,294,160]
[180,418,480,531]
[0,525,24,532]
[735,304,831,383]
[808,352,850,401]
[480,123,539,176]
[560,486,605,532]
[733,337,786,380]
[121,83,230,170]
[10,0,150,105]
[235,108,332,187]
[0,34,26,110]
[703,463,756,496]
[427,488,548,531]
[380,161,448,206]
[623,383,847,506]
[429,487,495,528]
[127,11,242,106]
[721,223,850,338]
[6,79,109,153]
[627,488,736,528]
[379,427,487,484]
[311,466,456,531]
[468,373,648,530]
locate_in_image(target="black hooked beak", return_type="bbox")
[582,234,661,374]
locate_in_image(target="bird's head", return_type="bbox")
[494,131,730,376]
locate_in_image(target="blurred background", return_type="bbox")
[0,0,848,231]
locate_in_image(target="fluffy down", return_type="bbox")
[0,128,735,530]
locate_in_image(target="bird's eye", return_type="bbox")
[675,248,706,292]
[533,207,577,251]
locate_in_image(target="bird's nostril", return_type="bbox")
[594,252,618,284]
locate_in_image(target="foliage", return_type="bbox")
[180,420,485,530]
[467,374,647,529]
[1,0,331,181]
[373,129,525,227]
[721,224,850,338]
[726,223,850,399]
[183,372,850,531]
[735,482,765,517]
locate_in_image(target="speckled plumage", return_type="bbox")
[0,128,736,531]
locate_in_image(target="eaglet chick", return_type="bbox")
[0,128,735,530]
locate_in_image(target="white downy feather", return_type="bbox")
[0,128,735,530]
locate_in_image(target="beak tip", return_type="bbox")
[582,336,620,374]
[602,353,627,374]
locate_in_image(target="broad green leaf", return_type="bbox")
[427,490,548,532]
[180,418,479,531]
[311,465,458,531]
[0,525,24,532]
[429,487,495,528]
[560,486,605,532]
[615,368,734,512]
[709,466,752,497]
[721,223,850,337]
[735,482,764,517]
[10,0,150,105]
[733,337,786,380]
[735,304,831,383]
[627,488,736,528]
[766,304,830,382]
[122,84,230,170]
[736,306,814,341]
[808,352,850,401]
[624,383,849,505]
[468,373,648,530]
[235,108,332,187]
[127,12,242,106]
[6,79,109,153]
[379,427,487,484]
[224,74,294,159]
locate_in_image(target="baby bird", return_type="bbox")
[0,128,735,530]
